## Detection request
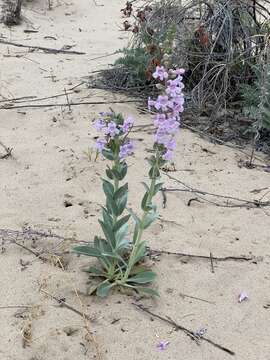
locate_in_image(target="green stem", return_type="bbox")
[109,157,120,276]
[112,158,119,222]
[122,162,158,282]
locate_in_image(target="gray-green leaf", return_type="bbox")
[96,281,114,297]
[127,270,156,284]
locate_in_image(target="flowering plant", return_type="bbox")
[74,66,185,297]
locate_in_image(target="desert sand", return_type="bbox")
[0,1,270,359]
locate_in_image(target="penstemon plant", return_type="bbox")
[74,65,185,297]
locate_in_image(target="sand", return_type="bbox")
[0,1,270,359]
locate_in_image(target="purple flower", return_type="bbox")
[99,111,113,117]
[173,68,185,76]
[94,118,106,132]
[166,79,181,97]
[154,113,166,127]
[95,138,106,152]
[154,95,169,111]
[157,340,169,351]
[238,292,248,303]
[153,66,168,81]
[149,65,185,162]
[121,116,134,133]
[163,149,174,161]
[104,121,120,138]
[148,97,156,110]
[173,95,185,106]
[164,138,177,150]
[119,141,134,159]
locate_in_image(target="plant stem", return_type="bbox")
[122,161,158,282]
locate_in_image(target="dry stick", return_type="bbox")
[210,252,215,273]
[64,88,71,111]
[40,289,92,321]
[88,51,119,61]
[0,99,139,110]
[7,91,75,104]
[179,293,215,305]
[133,303,235,356]
[0,39,85,55]
[13,241,47,262]
[162,173,270,209]
[0,305,32,309]
[0,95,36,103]
[0,141,13,159]
[148,248,253,262]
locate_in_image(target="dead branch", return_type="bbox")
[13,241,47,262]
[162,173,270,209]
[0,39,86,55]
[0,141,13,159]
[133,303,235,356]
[0,305,32,309]
[148,247,254,262]
[40,289,93,321]
[0,99,139,110]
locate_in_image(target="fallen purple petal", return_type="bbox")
[238,292,248,303]
[195,327,207,338]
[157,340,169,350]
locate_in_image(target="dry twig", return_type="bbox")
[0,99,140,110]
[162,173,270,209]
[148,247,254,262]
[133,303,235,355]
[0,141,13,159]
[0,39,85,55]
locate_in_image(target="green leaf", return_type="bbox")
[153,182,163,195]
[102,149,115,161]
[96,281,114,297]
[96,237,113,253]
[113,214,131,232]
[106,168,114,180]
[98,220,115,246]
[127,270,156,284]
[142,211,158,229]
[84,266,106,276]
[115,223,129,245]
[132,241,146,264]
[114,240,129,258]
[115,192,128,216]
[106,194,119,217]
[114,183,128,201]
[141,182,150,192]
[127,208,141,226]
[111,168,122,180]
[149,166,160,179]
[132,223,140,244]
[118,162,128,180]
[135,286,159,297]
[130,265,150,275]
[87,283,100,295]
[102,179,114,198]
[91,237,113,270]
[141,191,149,211]
[146,155,156,167]
[73,245,101,258]
[102,207,114,229]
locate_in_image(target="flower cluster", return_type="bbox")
[148,67,185,161]
[94,112,134,159]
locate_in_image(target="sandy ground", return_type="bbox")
[0,1,270,359]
